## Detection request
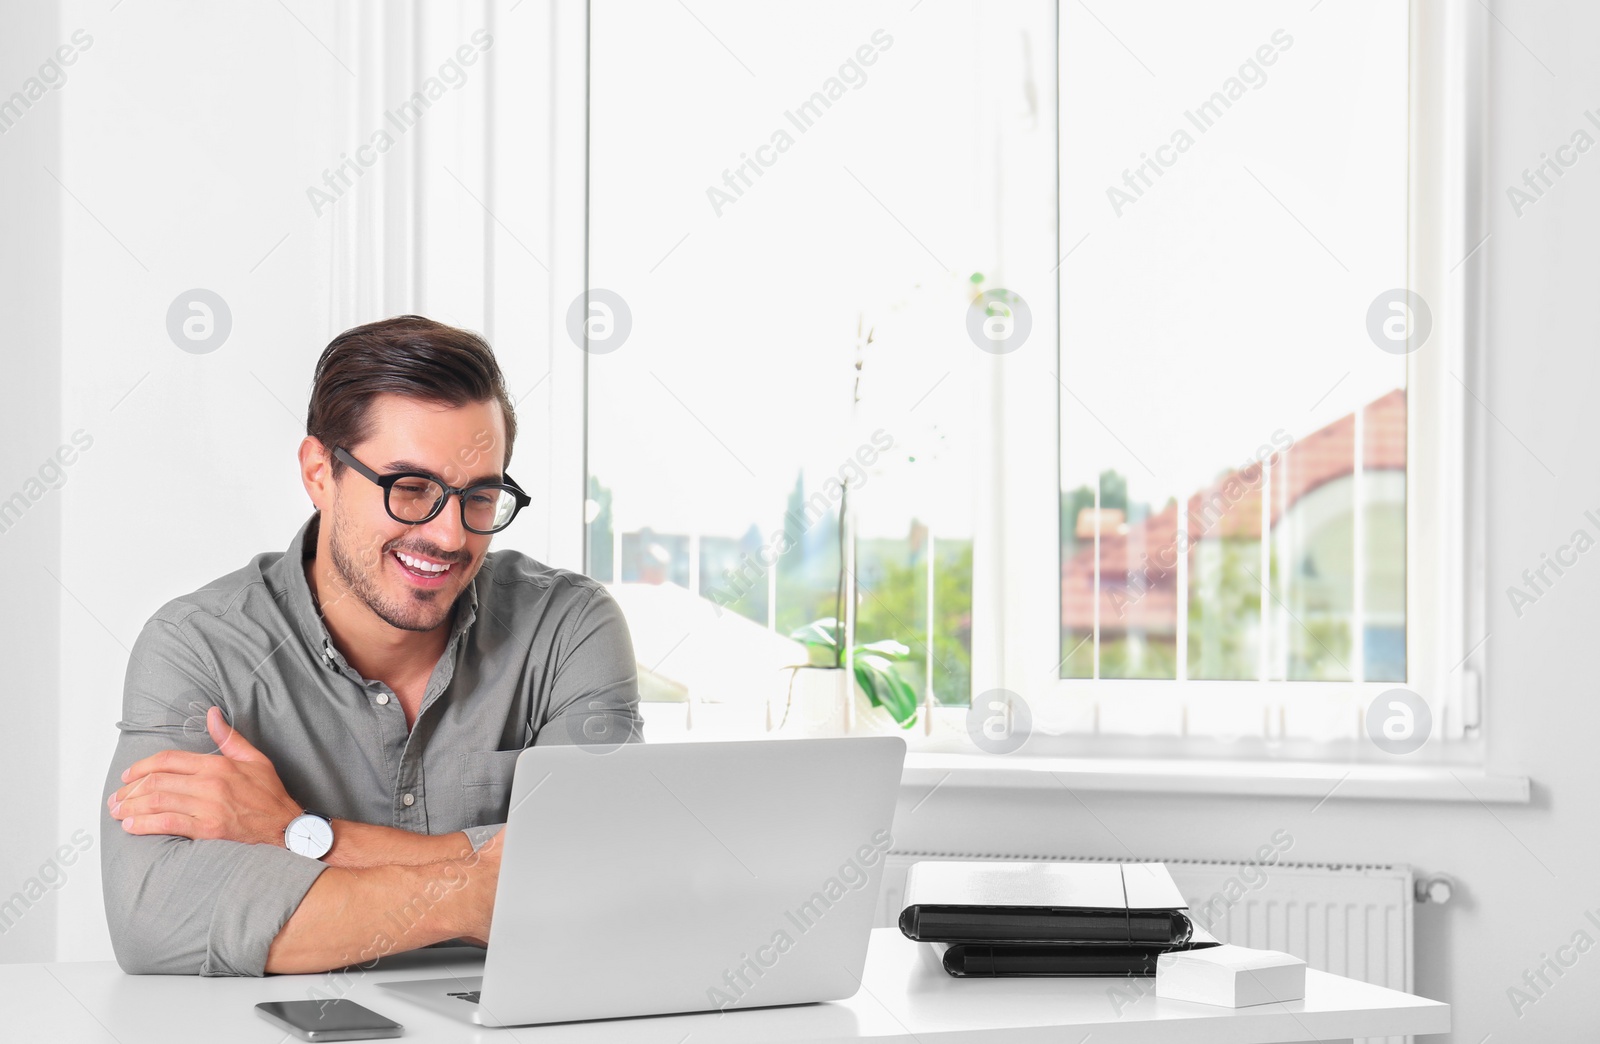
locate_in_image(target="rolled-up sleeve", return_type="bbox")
[460,585,644,853]
[101,616,326,976]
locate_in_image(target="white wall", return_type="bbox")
[3,1,1597,1040]
[0,0,64,967]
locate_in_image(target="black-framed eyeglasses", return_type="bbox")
[333,447,530,535]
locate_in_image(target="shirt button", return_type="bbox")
[376,693,390,705]
[402,793,415,807]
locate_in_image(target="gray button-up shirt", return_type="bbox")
[100,514,643,976]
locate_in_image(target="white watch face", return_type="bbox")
[285,813,334,858]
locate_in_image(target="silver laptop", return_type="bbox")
[378,735,906,1026]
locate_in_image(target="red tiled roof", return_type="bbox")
[1061,389,1406,636]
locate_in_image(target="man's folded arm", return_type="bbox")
[263,840,498,974]
[104,617,500,975]
[101,616,328,976]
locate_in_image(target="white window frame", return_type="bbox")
[953,0,1488,769]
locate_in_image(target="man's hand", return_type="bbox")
[108,707,301,846]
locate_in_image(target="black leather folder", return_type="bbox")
[937,924,1222,977]
[898,861,1199,946]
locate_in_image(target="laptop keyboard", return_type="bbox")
[447,991,481,1004]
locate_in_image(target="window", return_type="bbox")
[586,1,1029,736]
[583,0,1484,759]
[1059,1,1407,692]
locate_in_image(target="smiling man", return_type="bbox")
[99,316,643,976]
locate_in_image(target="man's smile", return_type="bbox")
[390,547,462,587]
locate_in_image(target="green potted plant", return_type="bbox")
[775,619,919,733]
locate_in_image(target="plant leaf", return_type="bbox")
[788,618,841,649]
[856,638,910,659]
[883,668,919,729]
[853,656,918,727]
[852,661,888,710]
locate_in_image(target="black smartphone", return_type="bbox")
[254,999,403,1041]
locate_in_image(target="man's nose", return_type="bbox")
[418,495,469,551]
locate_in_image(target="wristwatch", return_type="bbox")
[284,810,335,859]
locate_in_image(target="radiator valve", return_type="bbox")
[1415,873,1454,905]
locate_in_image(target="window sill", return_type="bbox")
[901,752,1531,804]
[636,703,1529,802]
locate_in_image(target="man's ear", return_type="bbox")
[299,437,335,511]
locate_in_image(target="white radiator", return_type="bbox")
[878,852,1415,1044]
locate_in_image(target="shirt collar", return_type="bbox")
[272,513,481,671]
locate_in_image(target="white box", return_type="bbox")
[1156,945,1307,1008]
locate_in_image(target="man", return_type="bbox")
[100,316,643,976]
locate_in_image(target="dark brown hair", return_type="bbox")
[307,315,517,476]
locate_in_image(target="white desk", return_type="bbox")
[0,929,1447,1043]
